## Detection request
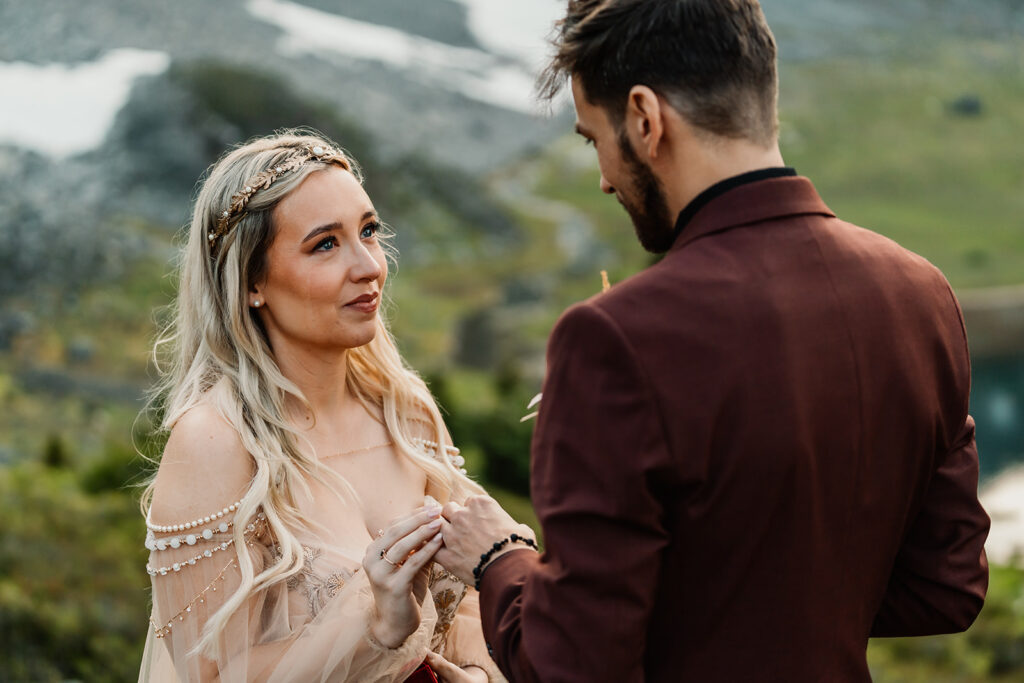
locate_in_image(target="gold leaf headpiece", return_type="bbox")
[208,144,349,250]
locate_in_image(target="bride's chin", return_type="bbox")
[340,327,377,351]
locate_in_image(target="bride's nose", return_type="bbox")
[350,243,383,282]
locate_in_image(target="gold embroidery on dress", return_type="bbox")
[432,565,465,585]
[284,545,352,618]
[432,589,459,640]
[429,563,466,649]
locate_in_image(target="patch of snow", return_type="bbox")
[247,0,542,114]
[452,0,562,71]
[0,48,170,158]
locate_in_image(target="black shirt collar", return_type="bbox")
[672,167,797,241]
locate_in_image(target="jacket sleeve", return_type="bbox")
[480,302,672,682]
[870,415,990,636]
[871,282,990,636]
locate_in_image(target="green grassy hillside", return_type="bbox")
[780,39,1024,289]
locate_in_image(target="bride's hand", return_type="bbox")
[363,504,444,649]
[424,652,489,682]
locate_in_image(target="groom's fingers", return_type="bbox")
[434,516,476,585]
[433,544,472,587]
[437,517,459,554]
[434,545,453,570]
[463,494,501,520]
[436,512,456,549]
[441,500,463,522]
[437,515,453,536]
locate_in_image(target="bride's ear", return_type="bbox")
[248,287,265,309]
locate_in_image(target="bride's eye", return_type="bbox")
[314,236,338,251]
[360,221,381,239]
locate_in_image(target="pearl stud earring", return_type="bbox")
[253,300,262,308]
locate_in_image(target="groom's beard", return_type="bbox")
[617,130,675,254]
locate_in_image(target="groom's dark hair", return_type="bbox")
[539,0,779,146]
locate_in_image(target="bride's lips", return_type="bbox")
[345,291,379,314]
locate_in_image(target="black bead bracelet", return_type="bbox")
[472,533,538,590]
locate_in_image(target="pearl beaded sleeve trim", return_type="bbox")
[411,438,467,474]
[148,539,236,576]
[145,520,233,551]
[146,514,264,576]
[146,500,243,533]
[149,517,265,638]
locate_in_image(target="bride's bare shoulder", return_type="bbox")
[149,399,255,525]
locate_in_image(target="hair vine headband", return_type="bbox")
[207,144,349,249]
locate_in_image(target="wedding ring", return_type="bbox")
[380,549,400,567]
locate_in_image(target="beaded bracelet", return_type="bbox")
[472,533,538,590]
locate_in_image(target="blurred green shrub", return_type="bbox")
[868,564,1024,681]
[467,411,533,495]
[0,460,149,682]
[81,442,152,495]
[41,433,70,469]
[429,367,535,496]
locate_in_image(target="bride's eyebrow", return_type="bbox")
[301,211,377,243]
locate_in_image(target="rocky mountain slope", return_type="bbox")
[0,0,1021,405]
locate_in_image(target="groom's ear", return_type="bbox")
[624,85,665,161]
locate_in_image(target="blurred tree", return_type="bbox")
[41,433,69,469]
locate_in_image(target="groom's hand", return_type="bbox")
[435,495,535,586]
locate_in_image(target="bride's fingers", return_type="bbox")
[386,517,443,564]
[363,506,439,572]
[393,530,443,582]
[379,505,441,550]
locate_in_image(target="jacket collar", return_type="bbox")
[669,171,835,252]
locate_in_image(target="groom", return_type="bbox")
[437,1,990,680]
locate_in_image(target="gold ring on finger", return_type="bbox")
[380,549,400,567]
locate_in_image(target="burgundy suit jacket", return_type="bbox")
[479,175,989,682]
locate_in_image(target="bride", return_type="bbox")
[138,130,516,682]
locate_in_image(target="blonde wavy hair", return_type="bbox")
[142,129,483,656]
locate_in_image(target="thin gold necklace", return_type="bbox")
[323,441,393,460]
